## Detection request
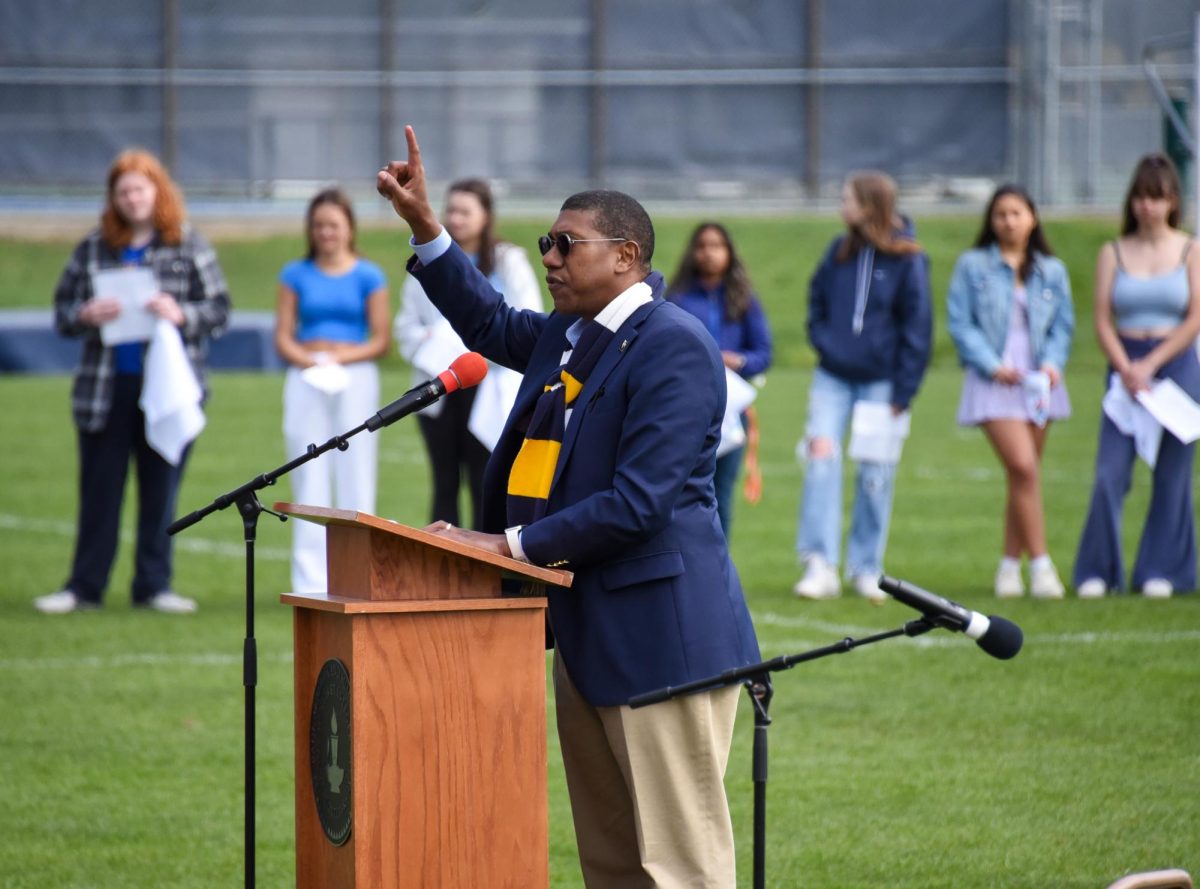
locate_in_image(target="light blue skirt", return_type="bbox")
[957,370,1071,426]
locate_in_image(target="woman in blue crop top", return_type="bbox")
[1074,153,1200,598]
[274,188,391,594]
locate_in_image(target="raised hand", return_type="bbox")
[377,126,441,242]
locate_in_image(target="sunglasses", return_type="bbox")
[537,232,628,257]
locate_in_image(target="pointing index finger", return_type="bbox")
[405,125,422,168]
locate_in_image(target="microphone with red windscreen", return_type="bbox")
[365,351,489,431]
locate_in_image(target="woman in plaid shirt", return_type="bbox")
[35,149,230,614]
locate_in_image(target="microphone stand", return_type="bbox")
[167,416,378,889]
[628,617,938,889]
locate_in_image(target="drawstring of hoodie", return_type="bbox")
[853,245,875,335]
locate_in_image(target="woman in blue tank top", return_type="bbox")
[274,188,391,594]
[1074,153,1200,598]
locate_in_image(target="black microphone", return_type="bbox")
[365,352,488,431]
[878,576,1023,660]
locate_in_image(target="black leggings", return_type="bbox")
[67,375,188,603]
[416,387,489,529]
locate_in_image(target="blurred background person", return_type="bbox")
[947,184,1074,599]
[667,221,772,540]
[274,187,390,594]
[35,148,230,614]
[1074,154,1200,599]
[794,172,932,602]
[394,178,542,529]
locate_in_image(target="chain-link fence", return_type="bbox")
[0,0,1195,209]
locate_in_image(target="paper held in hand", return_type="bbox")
[1136,377,1200,444]
[847,400,911,464]
[92,267,158,346]
[716,369,759,458]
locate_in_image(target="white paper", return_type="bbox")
[1022,371,1051,428]
[469,364,520,452]
[300,361,351,395]
[1103,374,1162,468]
[1137,377,1200,444]
[92,267,158,346]
[716,370,759,458]
[847,401,910,464]
[139,320,205,465]
[410,320,467,379]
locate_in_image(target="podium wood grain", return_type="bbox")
[278,505,567,889]
[292,601,547,888]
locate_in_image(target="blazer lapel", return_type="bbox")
[495,316,573,454]
[549,299,663,495]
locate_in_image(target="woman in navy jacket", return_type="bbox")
[667,222,772,540]
[794,172,932,602]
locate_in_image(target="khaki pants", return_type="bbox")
[553,652,741,889]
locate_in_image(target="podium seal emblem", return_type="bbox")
[310,658,352,845]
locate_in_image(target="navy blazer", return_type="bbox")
[410,243,761,706]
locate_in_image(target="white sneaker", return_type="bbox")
[1030,561,1065,600]
[994,562,1024,599]
[1142,579,1173,599]
[140,591,198,614]
[852,574,887,604]
[33,590,94,614]
[793,557,841,600]
[1076,578,1107,599]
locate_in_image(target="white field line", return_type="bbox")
[3,619,1196,673]
[0,650,293,671]
[754,611,1200,650]
[0,512,289,561]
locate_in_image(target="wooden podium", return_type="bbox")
[277,503,572,889]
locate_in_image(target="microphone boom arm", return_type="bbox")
[628,617,934,709]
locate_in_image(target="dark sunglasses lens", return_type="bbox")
[538,233,571,257]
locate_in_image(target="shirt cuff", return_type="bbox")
[505,525,528,562]
[410,227,453,266]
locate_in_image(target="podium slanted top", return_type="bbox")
[274,503,574,596]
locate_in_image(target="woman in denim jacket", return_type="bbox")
[947,184,1074,599]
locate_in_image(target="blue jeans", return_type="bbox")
[795,368,896,576]
[713,412,750,541]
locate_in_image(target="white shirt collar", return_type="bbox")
[565,280,653,347]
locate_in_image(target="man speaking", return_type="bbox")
[378,127,760,889]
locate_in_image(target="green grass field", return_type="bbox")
[1,215,1198,888]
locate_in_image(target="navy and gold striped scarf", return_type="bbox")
[506,320,614,525]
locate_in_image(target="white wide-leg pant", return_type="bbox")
[282,362,379,594]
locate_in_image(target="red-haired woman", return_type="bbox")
[36,149,231,614]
